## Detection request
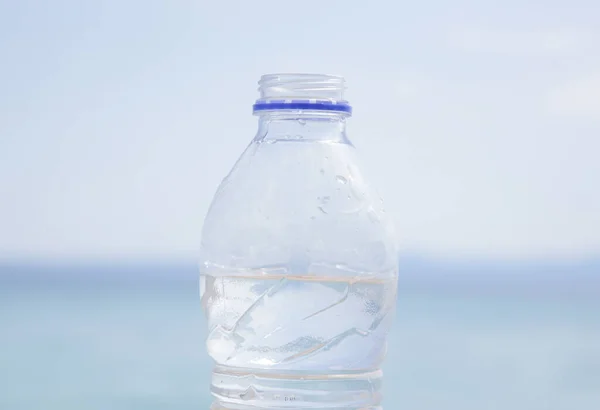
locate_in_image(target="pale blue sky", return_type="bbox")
[1,1,599,260]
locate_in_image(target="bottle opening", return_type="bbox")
[253,73,352,115]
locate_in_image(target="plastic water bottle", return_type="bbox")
[200,74,398,409]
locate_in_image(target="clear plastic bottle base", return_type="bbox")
[210,365,382,409]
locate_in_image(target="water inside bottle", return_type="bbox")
[201,273,396,409]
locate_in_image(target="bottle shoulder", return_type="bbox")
[201,140,398,278]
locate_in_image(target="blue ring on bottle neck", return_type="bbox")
[253,99,352,115]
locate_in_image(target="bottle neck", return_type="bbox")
[255,111,351,144]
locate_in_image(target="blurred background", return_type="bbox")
[1,1,599,409]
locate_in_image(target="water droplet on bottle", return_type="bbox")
[319,168,325,175]
[335,175,348,184]
[324,156,329,160]
[318,206,328,214]
[350,184,365,200]
[367,207,380,224]
[317,196,330,207]
[298,119,306,126]
[310,215,316,220]
[295,135,304,139]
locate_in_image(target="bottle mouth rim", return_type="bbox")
[258,73,346,87]
[255,73,351,114]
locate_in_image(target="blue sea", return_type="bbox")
[1,259,599,409]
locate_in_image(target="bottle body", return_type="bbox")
[200,74,398,409]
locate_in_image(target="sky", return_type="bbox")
[0,0,599,261]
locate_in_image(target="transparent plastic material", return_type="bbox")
[200,74,398,409]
